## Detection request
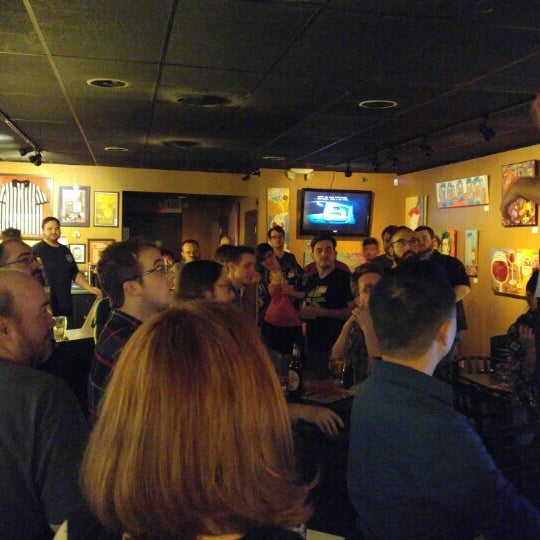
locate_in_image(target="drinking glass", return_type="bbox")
[53,316,68,342]
[328,357,346,384]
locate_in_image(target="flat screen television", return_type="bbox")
[299,188,373,237]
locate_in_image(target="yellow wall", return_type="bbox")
[4,141,540,356]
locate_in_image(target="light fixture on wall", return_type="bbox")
[19,147,32,157]
[344,162,353,178]
[285,168,314,181]
[29,151,42,166]
[478,118,495,141]
[241,170,261,181]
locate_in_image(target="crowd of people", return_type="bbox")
[0,93,539,539]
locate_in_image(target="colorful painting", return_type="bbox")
[94,191,119,227]
[490,248,539,298]
[405,196,427,229]
[0,174,53,237]
[267,187,290,244]
[501,160,537,227]
[58,186,90,227]
[464,230,478,277]
[438,230,456,258]
[436,176,489,208]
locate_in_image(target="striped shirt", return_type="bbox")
[0,180,48,235]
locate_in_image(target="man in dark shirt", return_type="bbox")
[301,234,354,378]
[348,261,540,539]
[88,238,174,423]
[0,271,88,537]
[370,224,398,271]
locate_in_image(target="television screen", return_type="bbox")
[299,188,373,237]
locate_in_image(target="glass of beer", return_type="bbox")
[52,316,68,342]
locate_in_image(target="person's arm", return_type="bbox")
[287,403,345,437]
[300,300,354,320]
[500,176,540,217]
[453,284,470,302]
[331,314,357,358]
[74,272,102,297]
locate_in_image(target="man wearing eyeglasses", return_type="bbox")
[88,238,174,424]
[388,226,420,267]
[0,238,47,287]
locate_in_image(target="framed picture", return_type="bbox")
[88,239,114,265]
[501,160,537,227]
[69,243,86,263]
[436,176,489,208]
[405,196,427,229]
[58,186,90,227]
[438,230,456,257]
[490,247,538,298]
[94,191,119,227]
[464,230,478,277]
[0,174,53,238]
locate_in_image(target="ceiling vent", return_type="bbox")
[177,94,231,108]
[87,79,130,88]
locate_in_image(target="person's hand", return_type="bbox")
[280,281,294,296]
[300,303,324,319]
[90,287,103,298]
[299,405,345,437]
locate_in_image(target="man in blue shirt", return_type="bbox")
[348,260,540,539]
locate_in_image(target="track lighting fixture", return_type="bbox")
[285,168,314,181]
[344,163,352,178]
[29,152,43,166]
[241,169,261,181]
[370,157,380,172]
[419,141,433,158]
[478,120,495,142]
[19,147,32,157]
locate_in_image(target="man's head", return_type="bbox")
[181,240,200,263]
[0,239,47,286]
[362,237,379,262]
[0,270,54,365]
[41,216,61,244]
[389,226,419,266]
[381,225,398,256]
[351,263,383,310]
[370,261,456,362]
[227,246,256,287]
[414,226,435,259]
[1,228,21,241]
[310,234,337,273]
[97,238,174,313]
[267,225,286,252]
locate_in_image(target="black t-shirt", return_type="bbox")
[304,267,353,353]
[33,241,78,316]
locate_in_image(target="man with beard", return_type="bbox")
[388,226,420,267]
[301,234,354,378]
[0,271,88,537]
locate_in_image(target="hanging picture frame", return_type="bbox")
[94,191,119,227]
[436,176,488,208]
[58,186,90,227]
[69,243,86,263]
[88,239,114,265]
[405,196,427,229]
[501,160,537,227]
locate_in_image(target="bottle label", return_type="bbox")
[288,370,300,391]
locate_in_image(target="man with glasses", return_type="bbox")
[88,238,174,424]
[0,238,47,287]
[388,226,420,267]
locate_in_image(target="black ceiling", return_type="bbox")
[0,0,539,176]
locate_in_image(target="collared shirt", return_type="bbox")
[87,309,141,423]
[348,358,540,539]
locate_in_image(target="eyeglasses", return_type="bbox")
[391,238,420,248]
[124,263,171,283]
[269,234,284,240]
[0,255,39,268]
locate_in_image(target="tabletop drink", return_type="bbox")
[53,315,67,342]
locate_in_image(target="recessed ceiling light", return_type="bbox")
[164,140,200,149]
[262,156,286,161]
[104,146,130,152]
[87,78,130,88]
[359,99,398,109]
[177,94,231,107]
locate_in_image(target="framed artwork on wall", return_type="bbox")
[267,187,290,245]
[490,248,538,298]
[464,230,478,277]
[438,230,456,258]
[69,243,86,263]
[88,239,114,265]
[436,176,488,208]
[501,160,537,227]
[405,196,427,229]
[0,174,53,237]
[94,191,119,227]
[58,186,90,227]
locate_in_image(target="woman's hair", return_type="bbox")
[81,301,310,538]
[174,259,224,302]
